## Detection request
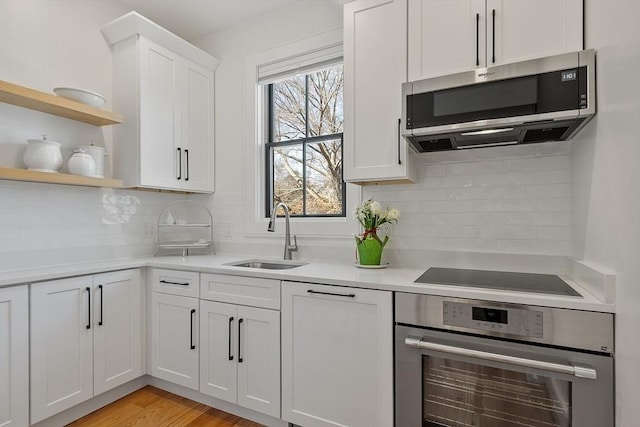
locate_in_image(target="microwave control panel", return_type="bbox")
[443,301,543,338]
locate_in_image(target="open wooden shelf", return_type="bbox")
[0,80,123,126]
[0,167,123,188]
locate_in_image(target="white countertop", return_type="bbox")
[0,254,615,312]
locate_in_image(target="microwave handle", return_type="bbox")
[397,118,402,165]
[405,336,597,380]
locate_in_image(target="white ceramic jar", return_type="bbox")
[79,144,105,178]
[23,135,63,173]
[68,149,96,177]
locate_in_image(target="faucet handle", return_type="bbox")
[289,235,298,252]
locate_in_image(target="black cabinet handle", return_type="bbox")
[228,316,234,361]
[177,147,182,180]
[397,118,402,165]
[238,318,244,363]
[476,13,480,66]
[492,9,496,64]
[160,279,190,286]
[185,149,189,181]
[190,309,196,350]
[98,284,103,326]
[86,287,91,330]
[307,289,356,298]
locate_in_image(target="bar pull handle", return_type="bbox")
[190,309,196,350]
[397,118,402,165]
[491,9,496,64]
[85,287,91,330]
[160,279,190,286]
[307,289,356,298]
[184,149,189,181]
[476,13,480,66]
[404,336,598,380]
[98,284,103,326]
[177,147,182,180]
[228,316,234,361]
[238,318,244,363]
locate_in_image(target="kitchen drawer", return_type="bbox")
[151,269,200,298]
[200,273,280,309]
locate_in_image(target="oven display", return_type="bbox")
[472,307,508,324]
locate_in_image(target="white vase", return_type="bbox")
[23,136,63,173]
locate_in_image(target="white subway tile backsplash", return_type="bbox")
[362,153,573,256]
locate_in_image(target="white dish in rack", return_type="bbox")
[53,87,106,108]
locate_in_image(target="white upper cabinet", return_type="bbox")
[408,0,583,80]
[343,0,417,184]
[102,12,218,193]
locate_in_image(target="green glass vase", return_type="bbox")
[355,230,389,265]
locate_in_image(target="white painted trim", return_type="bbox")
[244,28,360,237]
[101,11,220,71]
[567,258,616,304]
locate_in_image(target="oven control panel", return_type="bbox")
[443,301,543,338]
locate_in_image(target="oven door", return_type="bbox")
[395,325,614,427]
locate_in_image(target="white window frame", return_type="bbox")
[244,28,359,237]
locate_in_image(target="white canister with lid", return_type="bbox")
[68,149,96,177]
[23,135,63,173]
[79,144,106,178]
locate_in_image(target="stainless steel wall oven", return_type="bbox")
[395,294,614,427]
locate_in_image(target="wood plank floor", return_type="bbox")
[66,386,265,427]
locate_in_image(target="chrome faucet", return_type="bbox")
[268,202,298,260]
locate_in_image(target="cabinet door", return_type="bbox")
[0,285,28,427]
[182,61,215,192]
[281,282,393,427]
[408,0,486,80]
[343,0,416,184]
[151,292,199,390]
[236,305,280,419]
[488,0,583,66]
[31,276,94,424]
[199,300,237,403]
[139,37,181,190]
[93,270,143,396]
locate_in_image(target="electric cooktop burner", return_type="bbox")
[415,267,581,297]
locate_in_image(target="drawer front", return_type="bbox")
[152,269,200,297]
[201,274,280,309]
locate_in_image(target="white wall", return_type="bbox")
[0,1,187,271]
[576,1,640,425]
[193,1,573,272]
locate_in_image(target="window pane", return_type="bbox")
[273,145,304,215]
[272,75,307,142]
[305,139,343,215]
[308,66,344,137]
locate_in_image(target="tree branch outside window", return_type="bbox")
[266,65,344,217]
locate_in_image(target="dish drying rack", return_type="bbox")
[156,200,214,256]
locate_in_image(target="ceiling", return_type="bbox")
[117,0,308,41]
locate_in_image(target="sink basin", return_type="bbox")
[225,259,307,270]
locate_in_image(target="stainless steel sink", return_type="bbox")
[225,259,307,270]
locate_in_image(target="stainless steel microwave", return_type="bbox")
[402,49,596,152]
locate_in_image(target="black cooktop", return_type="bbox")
[415,267,581,297]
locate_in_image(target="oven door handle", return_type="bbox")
[405,336,597,380]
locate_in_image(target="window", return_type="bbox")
[265,64,345,217]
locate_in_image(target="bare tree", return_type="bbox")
[271,66,344,215]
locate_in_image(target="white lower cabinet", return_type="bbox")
[199,300,280,418]
[150,292,199,390]
[30,270,142,424]
[281,281,393,427]
[0,285,29,427]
